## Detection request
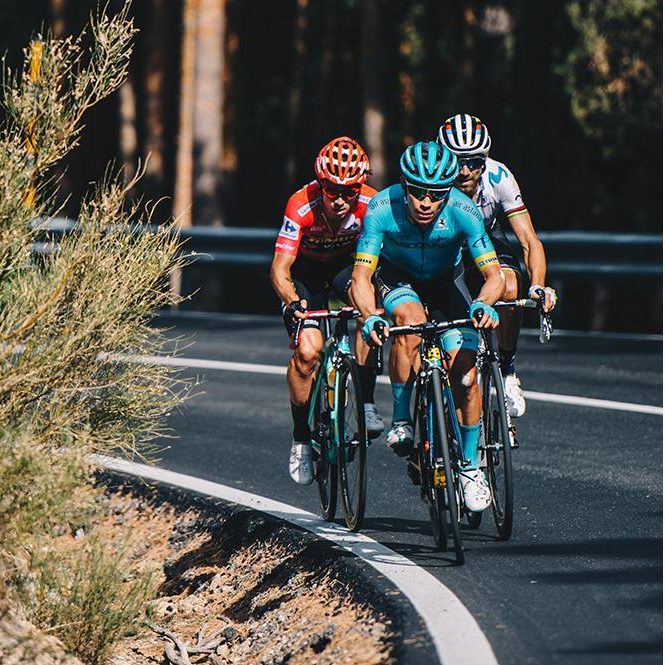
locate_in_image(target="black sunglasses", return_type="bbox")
[458,156,486,171]
[405,183,451,202]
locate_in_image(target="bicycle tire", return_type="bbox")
[467,510,482,529]
[413,391,446,550]
[311,369,337,521]
[431,370,465,565]
[483,360,514,540]
[336,355,367,532]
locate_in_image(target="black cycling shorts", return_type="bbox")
[463,224,525,298]
[374,259,472,322]
[281,255,353,337]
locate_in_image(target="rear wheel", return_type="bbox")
[483,361,514,540]
[430,372,465,565]
[311,370,337,521]
[336,356,367,531]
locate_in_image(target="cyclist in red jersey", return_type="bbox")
[270,136,384,485]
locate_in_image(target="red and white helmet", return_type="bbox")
[314,136,370,186]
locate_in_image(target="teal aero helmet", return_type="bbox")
[399,141,459,188]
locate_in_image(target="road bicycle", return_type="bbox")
[293,307,367,531]
[388,315,478,565]
[468,290,553,540]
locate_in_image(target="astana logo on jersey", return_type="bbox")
[488,166,508,186]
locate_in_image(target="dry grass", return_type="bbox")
[0,3,192,661]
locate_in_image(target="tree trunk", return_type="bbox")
[456,2,477,108]
[285,0,308,187]
[362,0,385,189]
[49,0,66,37]
[192,0,225,227]
[174,0,198,229]
[143,0,167,196]
[119,78,137,183]
[171,0,199,302]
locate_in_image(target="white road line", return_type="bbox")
[125,354,663,417]
[521,389,662,415]
[96,455,498,665]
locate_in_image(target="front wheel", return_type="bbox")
[311,370,337,521]
[483,360,514,540]
[336,356,367,532]
[431,371,465,565]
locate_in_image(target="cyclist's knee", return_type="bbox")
[391,302,426,327]
[393,332,420,355]
[450,349,477,389]
[292,333,322,375]
[502,268,520,300]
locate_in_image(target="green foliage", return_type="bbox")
[557,0,662,153]
[23,537,156,665]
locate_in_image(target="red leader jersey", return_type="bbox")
[274,181,377,262]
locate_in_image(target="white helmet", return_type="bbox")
[438,114,492,157]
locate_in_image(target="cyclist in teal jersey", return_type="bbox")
[351,141,504,511]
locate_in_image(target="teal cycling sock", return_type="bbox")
[460,422,481,470]
[391,382,414,424]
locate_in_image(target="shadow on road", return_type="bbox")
[556,639,662,657]
[361,516,433,537]
[484,536,662,560]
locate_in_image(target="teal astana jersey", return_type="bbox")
[354,184,499,280]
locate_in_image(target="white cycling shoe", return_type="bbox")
[504,374,526,417]
[288,441,314,485]
[386,420,414,457]
[460,468,492,512]
[364,403,385,439]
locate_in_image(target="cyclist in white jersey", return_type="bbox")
[438,114,557,416]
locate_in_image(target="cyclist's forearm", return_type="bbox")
[351,268,379,319]
[475,268,505,306]
[523,236,547,288]
[270,265,299,305]
[509,210,547,288]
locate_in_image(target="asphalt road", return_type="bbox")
[154,313,663,665]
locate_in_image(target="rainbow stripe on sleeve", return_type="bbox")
[506,205,528,219]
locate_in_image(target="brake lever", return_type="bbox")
[290,318,304,350]
[373,320,388,344]
[534,288,553,344]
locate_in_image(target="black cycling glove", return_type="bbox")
[285,299,307,323]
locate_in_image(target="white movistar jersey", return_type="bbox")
[473,157,528,233]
